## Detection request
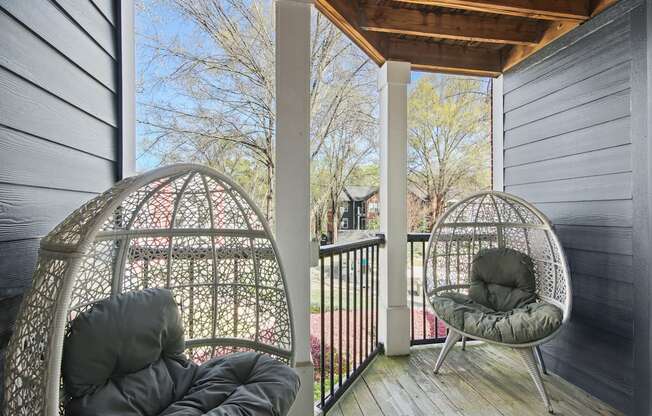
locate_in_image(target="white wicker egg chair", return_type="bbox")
[3,164,294,416]
[424,191,571,413]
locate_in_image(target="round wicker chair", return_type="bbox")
[424,191,571,413]
[3,164,294,416]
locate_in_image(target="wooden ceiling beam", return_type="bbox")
[360,4,544,45]
[499,0,617,71]
[393,0,591,21]
[502,20,579,71]
[385,37,502,77]
[315,0,617,77]
[314,0,385,66]
[590,0,618,17]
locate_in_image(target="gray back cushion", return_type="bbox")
[62,288,300,416]
[62,288,186,398]
[469,248,537,311]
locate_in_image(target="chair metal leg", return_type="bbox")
[434,330,462,373]
[535,345,548,375]
[461,336,467,351]
[516,347,554,414]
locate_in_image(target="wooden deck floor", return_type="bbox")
[327,343,622,416]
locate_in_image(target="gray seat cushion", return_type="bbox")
[63,288,299,416]
[160,352,300,416]
[431,292,562,344]
[429,248,562,344]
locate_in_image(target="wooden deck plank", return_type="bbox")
[405,354,463,416]
[366,357,424,415]
[461,345,582,416]
[412,348,506,416]
[338,384,364,416]
[351,376,385,416]
[328,404,344,416]
[375,355,447,415]
[329,343,622,416]
[480,344,622,416]
[358,363,402,415]
[441,345,541,416]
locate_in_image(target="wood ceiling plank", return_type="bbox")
[590,0,618,16]
[314,0,385,65]
[360,4,544,45]
[393,0,590,21]
[385,37,502,76]
[502,0,617,71]
[316,0,615,76]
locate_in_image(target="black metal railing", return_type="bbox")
[316,235,384,414]
[407,233,446,345]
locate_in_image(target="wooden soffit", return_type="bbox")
[315,0,619,77]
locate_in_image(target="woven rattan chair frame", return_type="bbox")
[423,190,572,413]
[3,164,295,416]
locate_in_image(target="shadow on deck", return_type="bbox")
[328,343,622,416]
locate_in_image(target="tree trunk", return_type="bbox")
[330,192,338,243]
[314,210,323,239]
[434,193,446,222]
[265,163,274,222]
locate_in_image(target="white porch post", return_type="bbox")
[378,60,411,356]
[492,75,504,191]
[274,0,314,414]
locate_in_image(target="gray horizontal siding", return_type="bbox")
[92,0,116,25]
[0,11,117,125]
[0,239,41,296]
[503,7,635,413]
[0,0,116,90]
[0,126,115,192]
[54,0,117,58]
[505,144,631,185]
[505,61,631,131]
[541,321,634,409]
[503,18,631,106]
[0,184,96,243]
[504,88,631,149]
[0,0,119,404]
[504,116,630,166]
[534,200,632,228]
[0,67,117,159]
[506,171,632,203]
[566,248,634,284]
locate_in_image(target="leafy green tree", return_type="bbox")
[136,0,377,223]
[407,75,491,230]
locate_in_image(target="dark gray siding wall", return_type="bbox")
[502,2,643,413]
[0,0,119,401]
[340,201,354,230]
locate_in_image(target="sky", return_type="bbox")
[134,1,488,172]
[135,0,204,170]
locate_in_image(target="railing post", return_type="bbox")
[274,0,314,414]
[378,60,411,356]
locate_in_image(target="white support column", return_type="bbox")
[274,0,314,414]
[118,0,136,178]
[492,75,504,191]
[378,60,411,356]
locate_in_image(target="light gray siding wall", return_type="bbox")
[0,0,119,401]
[502,2,644,413]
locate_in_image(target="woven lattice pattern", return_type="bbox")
[3,165,294,416]
[424,192,571,320]
[4,258,68,416]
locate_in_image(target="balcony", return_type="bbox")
[0,0,646,415]
[314,235,622,415]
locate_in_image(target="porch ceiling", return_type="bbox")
[315,0,619,77]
